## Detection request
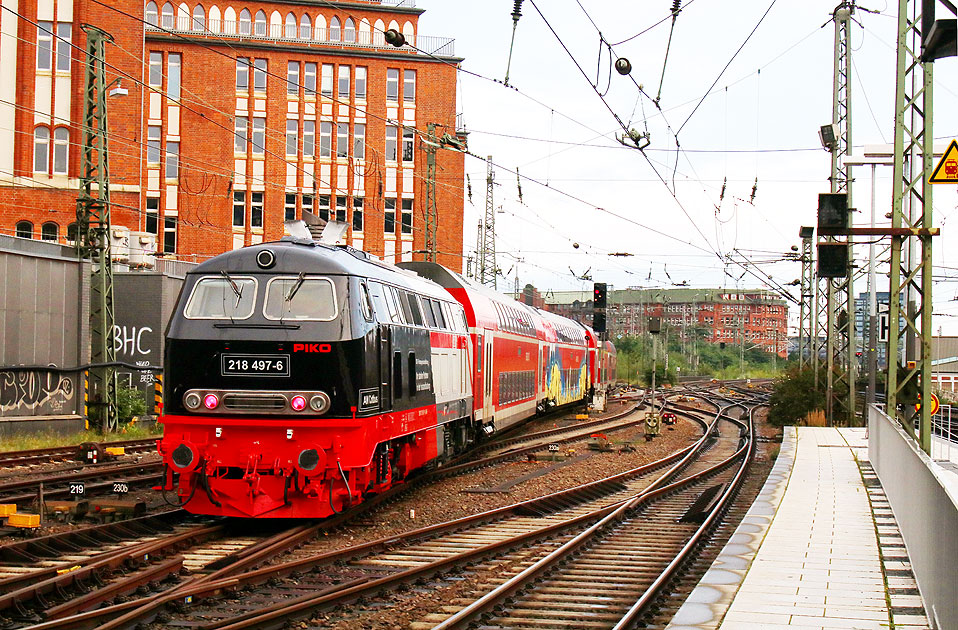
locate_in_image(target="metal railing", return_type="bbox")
[147,16,453,56]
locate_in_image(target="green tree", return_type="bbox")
[116,384,147,424]
[767,367,825,426]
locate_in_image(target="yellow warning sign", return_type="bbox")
[929,139,958,184]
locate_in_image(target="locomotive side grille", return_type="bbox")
[223,393,287,410]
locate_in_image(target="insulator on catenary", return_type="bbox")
[671,0,682,15]
[512,0,524,21]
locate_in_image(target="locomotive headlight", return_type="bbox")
[309,392,330,413]
[203,393,220,410]
[290,395,307,411]
[184,392,202,410]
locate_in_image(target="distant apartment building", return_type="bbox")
[545,287,788,357]
[0,0,466,269]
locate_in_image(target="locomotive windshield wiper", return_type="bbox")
[221,270,243,307]
[285,272,306,303]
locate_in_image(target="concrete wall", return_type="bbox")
[0,234,87,419]
[869,406,958,630]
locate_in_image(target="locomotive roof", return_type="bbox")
[188,239,451,300]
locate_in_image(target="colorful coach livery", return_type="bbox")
[157,237,616,518]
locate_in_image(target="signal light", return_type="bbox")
[593,311,606,333]
[817,242,849,278]
[818,193,849,230]
[203,394,219,410]
[593,282,607,309]
[290,395,307,411]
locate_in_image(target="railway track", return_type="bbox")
[0,440,157,470]
[0,461,165,505]
[24,405,725,630]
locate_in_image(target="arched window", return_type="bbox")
[284,12,295,38]
[358,18,370,45]
[41,222,58,241]
[33,126,49,173]
[145,1,159,26]
[299,13,310,39]
[192,4,205,30]
[208,5,220,32]
[329,16,340,41]
[343,17,355,42]
[254,9,266,36]
[238,9,251,35]
[15,221,33,239]
[373,19,385,45]
[161,2,174,28]
[402,20,414,45]
[177,3,189,29]
[314,14,326,40]
[66,222,78,244]
[53,127,69,175]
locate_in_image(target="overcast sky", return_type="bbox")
[418,0,958,335]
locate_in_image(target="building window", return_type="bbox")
[253,58,267,92]
[329,16,340,41]
[236,57,249,91]
[321,64,333,98]
[147,126,161,164]
[403,69,416,103]
[34,126,49,173]
[41,222,58,241]
[252,117,265,154]
[233,191,245,227]
[386,68,399,101]
[146,198,159,233]
[287,61,299,95]
[318,194,330,221]
[352,197,363,231]
[335,196,347,222]
[303,193,314,215]
[304,62,316,95]
[37,22,53,70]
[239,8,251,35]
[303,120,315,157]
[319,121,332,158]
[53,128,68,174]
[338,65,350,98]
[284,12,296,38]
[251,192,263,227]
[402,127,414,162]
[16,221,33,239]
[285,193,297,221]
[163,216,176,253]
[385,125,397,161]
[254,10,266,36]
[234,116,247,153]
[401,198,413,234]
[336,123,348,158]
[168,53,181,99]
[384,198,396,233]
[286,120,298,156]
[162,2,175,28]
[353,123,365,159]
[191,4,205,30]
[300,14,311,39]
[67,222,79,243]
[149,52,163,87]
[56,23,71,72]
[165,141,179,179]
[146,2,158,26]
[344,18,355,42]
[355,66,367,100]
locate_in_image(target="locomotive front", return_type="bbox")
[157,240,385,518]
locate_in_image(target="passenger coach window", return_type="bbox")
[184,276,257,319]
[263,277,337,320]
[422,298,437,328]
[405,293,424,326]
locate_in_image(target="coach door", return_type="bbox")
[484,335,494,422]
[379,325,392,410]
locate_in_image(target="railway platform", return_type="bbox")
[669,426,933,630]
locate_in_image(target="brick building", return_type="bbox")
[0,0,466,269]
[546,287,789,358]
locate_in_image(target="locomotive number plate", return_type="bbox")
[221,354,290,377]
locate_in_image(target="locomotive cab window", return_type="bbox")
[184,276,257,320]
[263,276,338,320]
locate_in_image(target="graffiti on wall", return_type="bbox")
[0,370,77,416]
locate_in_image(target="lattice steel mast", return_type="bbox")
[478,156,497,288]
[76,25,117,432]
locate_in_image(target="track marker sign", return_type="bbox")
[929,139,958,184]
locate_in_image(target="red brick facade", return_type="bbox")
[0,0,466,270]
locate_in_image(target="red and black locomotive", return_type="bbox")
[157,237,615,518]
